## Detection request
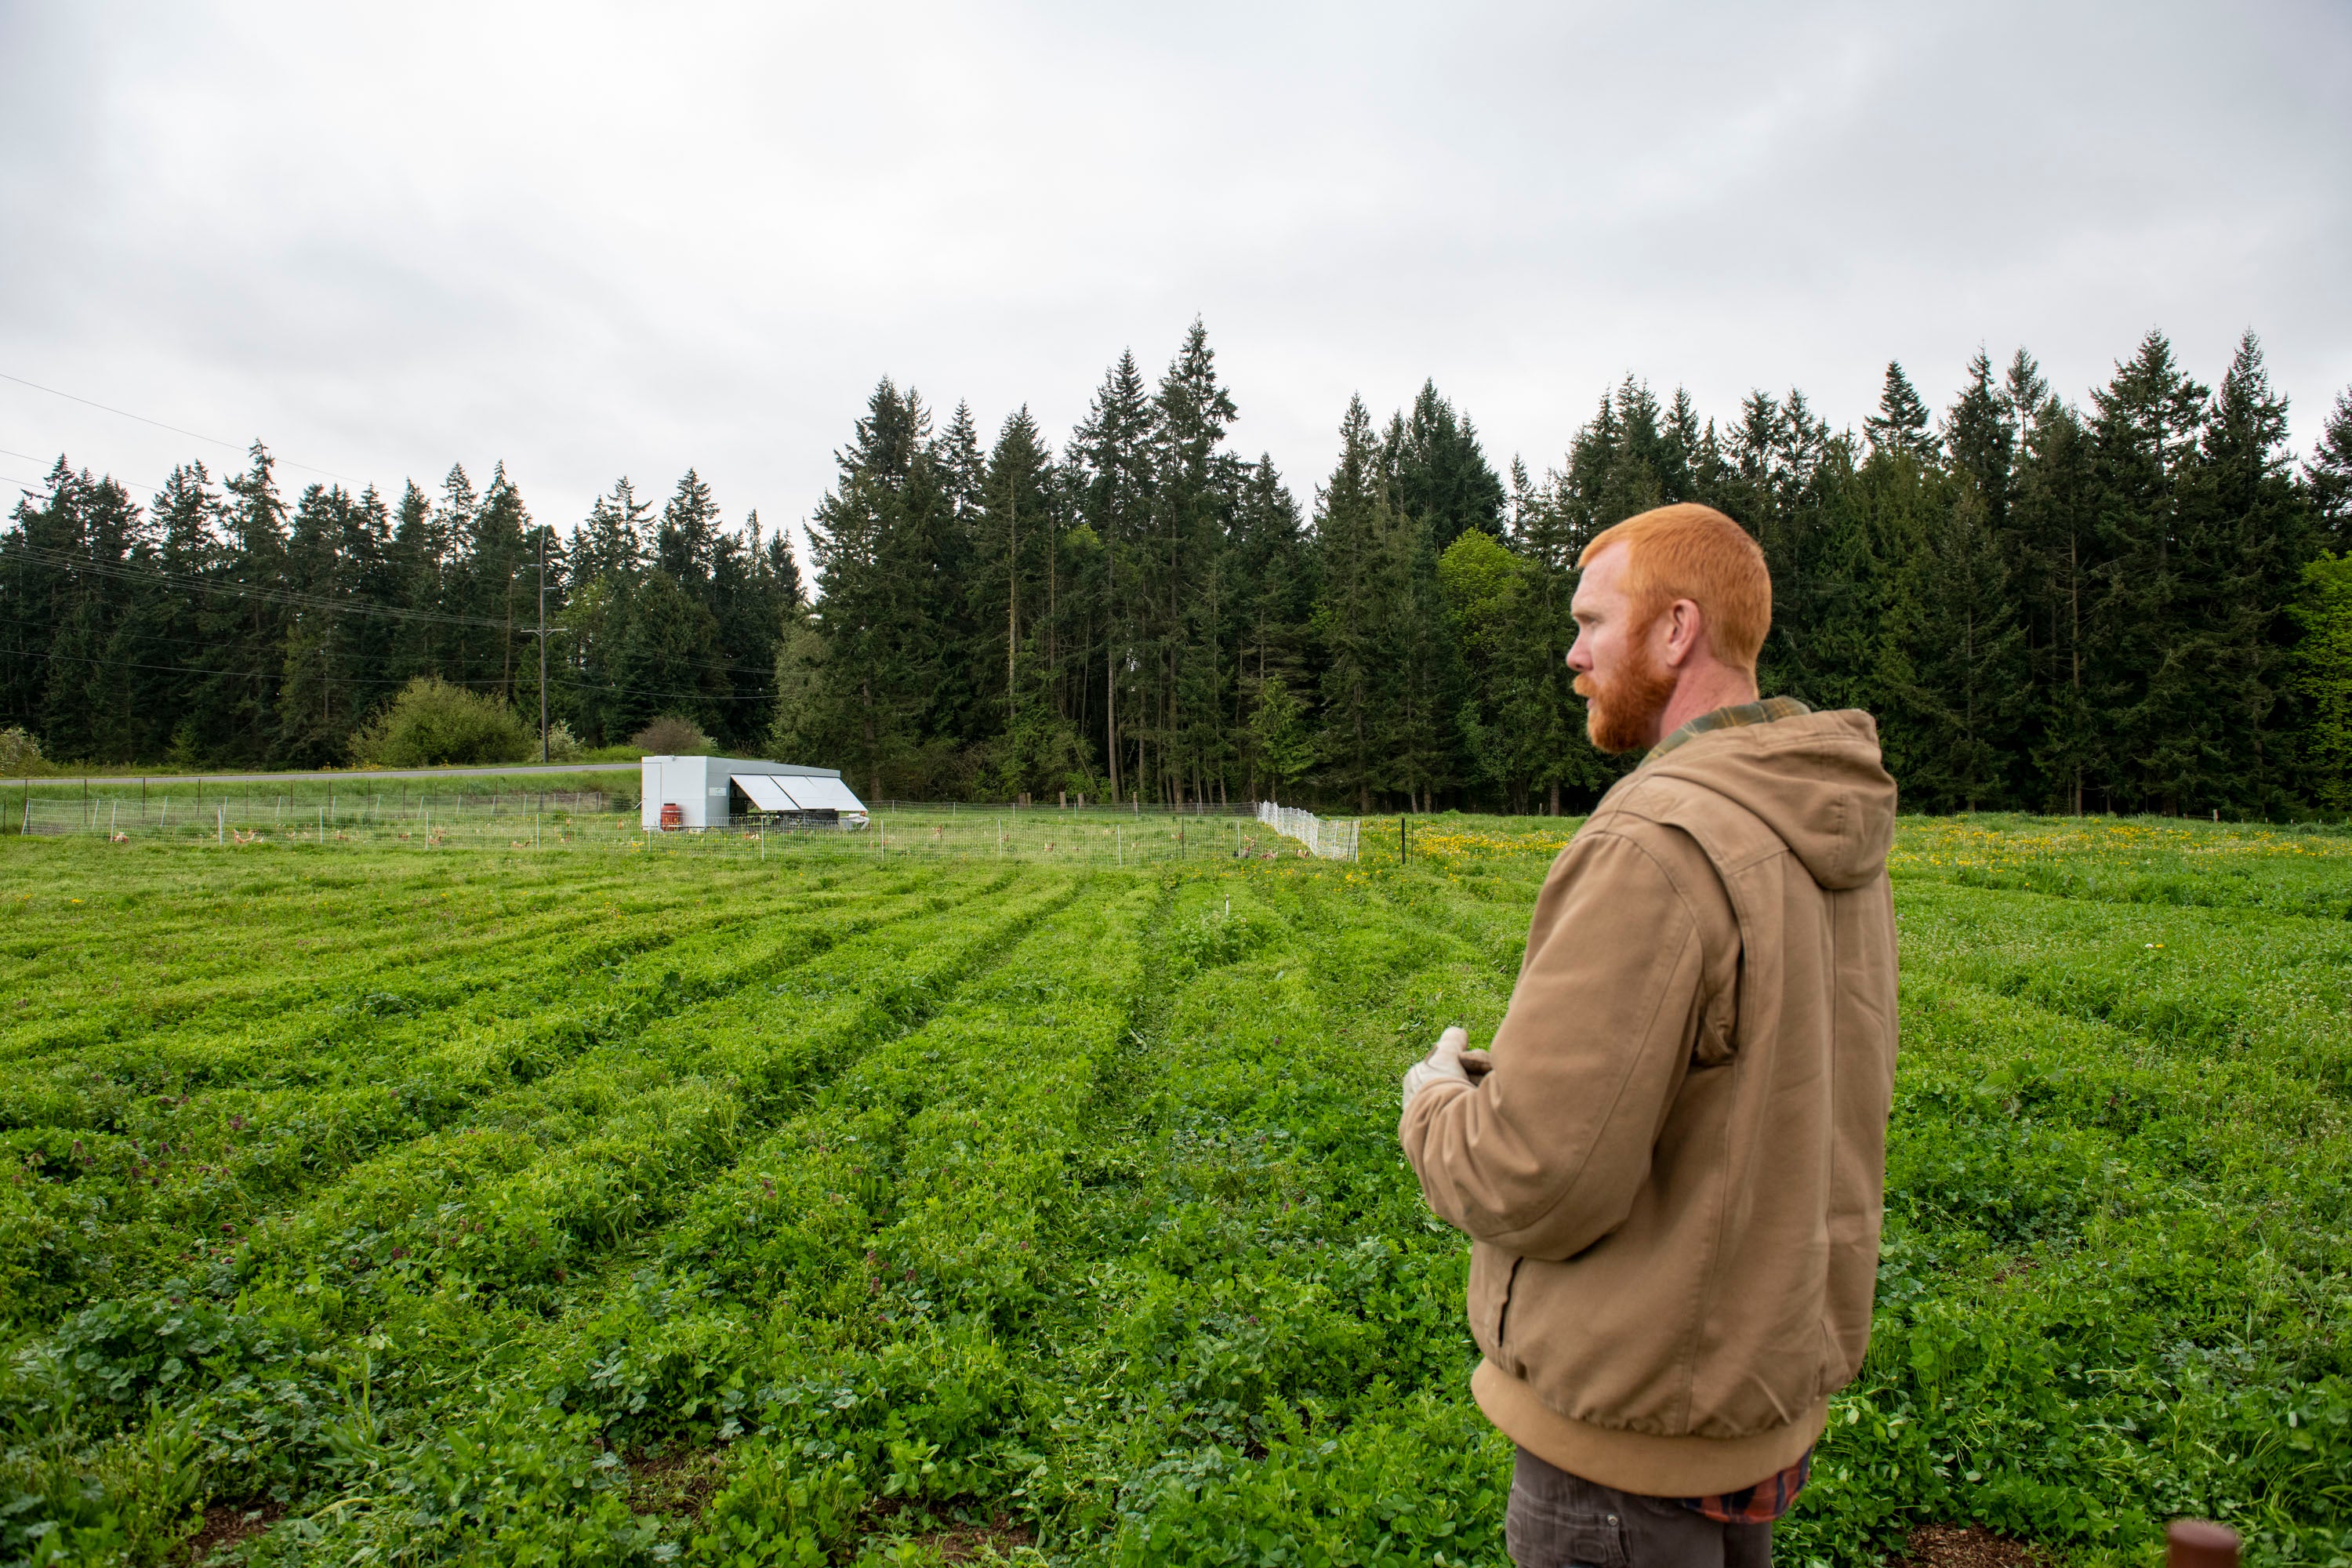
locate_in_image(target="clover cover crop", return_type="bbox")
[0,815,2347,1566]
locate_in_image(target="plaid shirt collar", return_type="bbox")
[1644,695,1811,765]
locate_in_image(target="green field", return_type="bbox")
[6,775,1298,868]
[1,815,2348,1567]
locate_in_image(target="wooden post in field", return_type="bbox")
[2167,1522,2238,1568]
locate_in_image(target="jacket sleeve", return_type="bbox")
[1399,829,1708,1261]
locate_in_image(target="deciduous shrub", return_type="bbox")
[348,677,534,768]
[0,724,43,775]
[631,715,712,755]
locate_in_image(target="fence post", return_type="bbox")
[1116,826,1122,867]
[1400,815,1407,866]
[2167,1522,2238,1568]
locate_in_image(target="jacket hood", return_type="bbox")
[1639,710,1896,890]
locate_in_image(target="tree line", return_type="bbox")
[5,321,2350,815]
[0,459,799,770]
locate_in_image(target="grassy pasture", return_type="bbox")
[0,815,2347,1566]
[8,776,1298,868]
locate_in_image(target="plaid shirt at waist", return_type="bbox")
[1644,695,1812,765]
[1679,1446,1812,1524]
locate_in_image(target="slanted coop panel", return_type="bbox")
[640,756,869,830]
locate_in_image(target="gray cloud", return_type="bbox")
[2,0,2347,561]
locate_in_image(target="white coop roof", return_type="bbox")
[763,773,866,812]
[729,773,797,811]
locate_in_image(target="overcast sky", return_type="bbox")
[2,1,2347,569]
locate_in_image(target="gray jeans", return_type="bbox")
[1506,1447,1773,1568]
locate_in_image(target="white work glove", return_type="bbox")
[1402,1025,1472,1110]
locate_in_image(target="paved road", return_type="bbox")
[16,761,638,786]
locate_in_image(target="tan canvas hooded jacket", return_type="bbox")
[1399,709,1899,1497]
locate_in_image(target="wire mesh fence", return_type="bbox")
[14,790,615,840]
[5,791,1327,866]
[1256,800,1363,861]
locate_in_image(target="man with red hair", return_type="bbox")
[1400,503,1899,1568]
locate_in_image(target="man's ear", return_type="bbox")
[1662,598,1705,669]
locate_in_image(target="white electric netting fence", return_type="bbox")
[1256,801,1360,862]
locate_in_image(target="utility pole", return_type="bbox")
[537,529,550,765]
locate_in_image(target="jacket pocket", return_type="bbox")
[1505,1489,1629,1568]
[1469,1246,1524,1367]
[1494,1256,1526,1369]
[1690,978,1738,1067]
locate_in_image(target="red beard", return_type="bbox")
[1574,637,1677,755]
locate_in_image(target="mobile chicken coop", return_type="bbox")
[640,756,869,832]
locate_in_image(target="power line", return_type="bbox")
[0,370,360,485]
[0,627,776,704]
[4,468,173,499]
[4,538,526,632]
[0,540,786,678]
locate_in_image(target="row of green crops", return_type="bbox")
[0,817,2348,1566]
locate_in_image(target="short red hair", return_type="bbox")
[1578,503,1771,674]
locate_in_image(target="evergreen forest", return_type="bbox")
[6,321,2351,816]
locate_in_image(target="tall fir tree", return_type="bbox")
[1315,397,1396,812]
[2307,387,2352,557]
[1069,350,1155,800]
[2087,331,2212,811]
[1863,361,1939,460]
